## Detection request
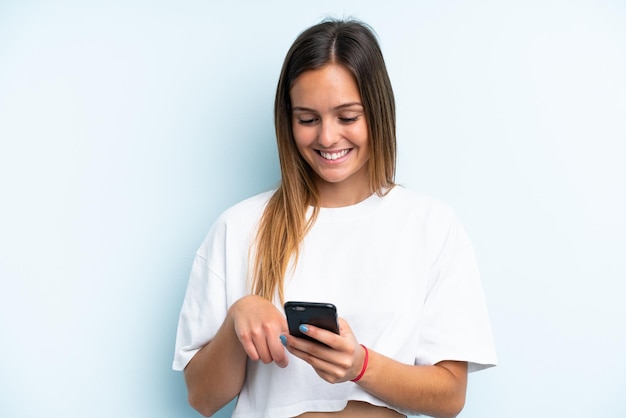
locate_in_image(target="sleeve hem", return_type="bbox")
[172,347,201,371]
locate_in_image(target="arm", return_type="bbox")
[358,352,467,418]
[184,313,247,417]
[283,319,467,418]
[184,295,289,417]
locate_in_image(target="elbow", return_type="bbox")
[186,381,239,416]
[440,407,464,418]
[408,392,465,418]
[187,385,238,418]
[435,393,466,418]
[184,372,241,417]
[187,392,219,417]
[431,360,467,418]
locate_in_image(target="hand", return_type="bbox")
[228,295,289,368]
[282,317,366,383]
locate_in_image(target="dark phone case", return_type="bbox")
[284,301,339,343]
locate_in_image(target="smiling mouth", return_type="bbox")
[319,149,351,160]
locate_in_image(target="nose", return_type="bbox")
[318,120,339,148]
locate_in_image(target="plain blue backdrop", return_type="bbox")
[1,1,625,417]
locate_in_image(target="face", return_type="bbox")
[290,64,370,205]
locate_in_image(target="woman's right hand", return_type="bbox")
[228,295,290,368]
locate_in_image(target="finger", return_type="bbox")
[237,324,272,363]
[286,332,347,372]
[289,321,363,383]
[287,343,350,383]
[265,318,290,366]
[337,317,355,337]
[268,334,289,368]
[250,328,276,364]
[297,323,342,349]
[230,295,289,365]
[287,332,331,358]
[237,330,261,362]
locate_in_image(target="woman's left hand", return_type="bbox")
[282,317,366,384]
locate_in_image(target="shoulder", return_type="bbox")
[197,190,275,255]
[217,189,275,224]
[384,185,459,223]
[383,185,471,247]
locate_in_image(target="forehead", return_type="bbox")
[290,64,361,108]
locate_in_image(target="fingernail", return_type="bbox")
[299,324,309,333]
[279,335,287,347]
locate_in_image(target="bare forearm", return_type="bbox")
[357,351,467,418]
[184,315,247,417]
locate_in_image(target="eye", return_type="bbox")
[298,117,318,125]
[339,116,359,124]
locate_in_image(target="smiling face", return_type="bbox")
[290,64,370,207]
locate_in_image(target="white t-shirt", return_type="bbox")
[173,186,497,417]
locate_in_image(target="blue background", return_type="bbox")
[1,1,625,417]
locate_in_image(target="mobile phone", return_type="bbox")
[284,301,340,344]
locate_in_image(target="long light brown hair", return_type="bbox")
[251,19,397,303]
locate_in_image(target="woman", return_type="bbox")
[173,19,497,418]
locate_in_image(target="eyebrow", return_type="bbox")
[291,102,363,112]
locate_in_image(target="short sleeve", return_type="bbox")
[171,191,270,372]
[172,226,229,371]
[415,211,497,372]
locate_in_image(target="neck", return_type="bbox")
[315,178,372,208]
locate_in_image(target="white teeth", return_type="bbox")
[320,149,349,160]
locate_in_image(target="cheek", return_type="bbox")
[347,122,369,147]
[292,126,316,149]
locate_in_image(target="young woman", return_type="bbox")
[173,19,497,418]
